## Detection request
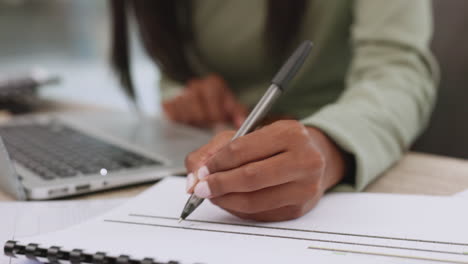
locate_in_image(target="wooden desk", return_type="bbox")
[1,152,467,201]
[365,152,468,195]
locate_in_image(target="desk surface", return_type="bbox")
[1,151,467,201]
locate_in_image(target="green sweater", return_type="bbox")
[159,0,438,191]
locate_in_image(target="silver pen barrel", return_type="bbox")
[232,84,282,140]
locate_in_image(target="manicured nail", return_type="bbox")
[194,181,212,198]
[185,173,196,193]
[197,166,210,180]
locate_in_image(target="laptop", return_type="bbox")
[0,111,211,200]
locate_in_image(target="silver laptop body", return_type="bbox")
[0,111,211,200]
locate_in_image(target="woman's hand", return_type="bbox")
[163,74,247,128]
[184,120,347,222]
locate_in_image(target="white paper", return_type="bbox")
[454,189,468,198]
[8,177,468,264]
[0,199,124,264]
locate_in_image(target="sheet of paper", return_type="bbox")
[454,189,468,198]
[0,199,124,264]
[8,177,468,264]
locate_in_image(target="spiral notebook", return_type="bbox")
[4,176,468,264]
[0,198,124,264]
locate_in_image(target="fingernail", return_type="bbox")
[185,173,196,193]
[194,181,212,198]
[197,166,210,180]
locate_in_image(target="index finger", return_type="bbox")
[203,122,293,176]
[184,131,234,193]
[200,152,302,198]
[184,130,235,173]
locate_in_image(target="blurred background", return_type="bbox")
[0,0,161,115]
[0,0,467,159]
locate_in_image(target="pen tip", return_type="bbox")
[178,218,183,223]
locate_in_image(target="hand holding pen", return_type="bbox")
[180,41,347,222]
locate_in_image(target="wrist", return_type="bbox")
[306,126,347,191]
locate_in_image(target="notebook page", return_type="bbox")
[0,199,124,264]
[11,177,468,264]
[454,189,468,198]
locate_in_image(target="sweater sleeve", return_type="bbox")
[301,0,439,191]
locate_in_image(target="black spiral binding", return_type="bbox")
[25,243,41,260]
[47,246,63,264]
[4,240,180,264]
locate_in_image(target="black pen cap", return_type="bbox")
[271,40,313,92]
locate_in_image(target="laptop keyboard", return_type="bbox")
[0,122,162,180]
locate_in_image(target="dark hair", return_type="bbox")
[110,0,308,101]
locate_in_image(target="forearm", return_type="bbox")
[301,0,438,191]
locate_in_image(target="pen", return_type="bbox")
[179,40,313,222]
